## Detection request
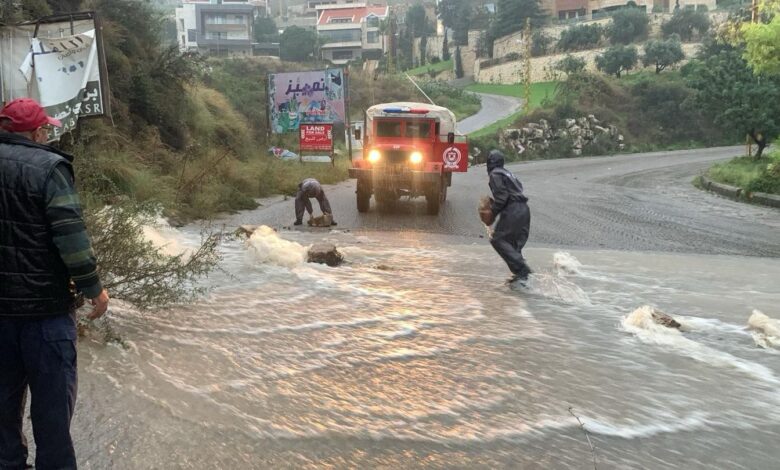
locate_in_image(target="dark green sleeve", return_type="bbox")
[45,163,103,298]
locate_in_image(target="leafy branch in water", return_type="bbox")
[85,202,222,310]
[568,406,598,470]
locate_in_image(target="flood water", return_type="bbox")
[71,227,780,469]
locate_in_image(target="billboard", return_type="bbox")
[299,124,333,151]
[268,69,345,134]
[0,12,109,141]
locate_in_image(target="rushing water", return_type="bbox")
[67,226,780,469]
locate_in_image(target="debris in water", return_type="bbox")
[748,310,780,349]
[625,305,682,330]
[307,243,344,267]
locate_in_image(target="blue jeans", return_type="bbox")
[0,314,78,470]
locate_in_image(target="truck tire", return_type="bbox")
[426,183,442,215]
[356,181,371,213]
[357,191,370,212]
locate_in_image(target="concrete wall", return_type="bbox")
[475,42,701,84]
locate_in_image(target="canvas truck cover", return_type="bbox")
[365,102,458,136]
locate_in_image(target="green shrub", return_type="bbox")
[661,9,710,41]
[607,8,650,44]
[557,24,604,51]
[556,55,587,75]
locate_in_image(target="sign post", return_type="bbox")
[299,123,335,165]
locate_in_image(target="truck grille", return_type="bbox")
[383,150,408,165]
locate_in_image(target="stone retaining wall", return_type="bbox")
[475,43,701,84]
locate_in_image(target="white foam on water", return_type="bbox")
[622,306,778,384]
[583,412,712,439]
[246,226,307,268]
[142,217,190,257]
[523,273,592,306]
[553,251,583,275]
[748,310,780,349]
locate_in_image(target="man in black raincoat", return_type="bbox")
[486,150,533,282]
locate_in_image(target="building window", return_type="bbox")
[188,29,197,42]
[329,17,353,24]
[320,29,361,43]
[366,16,379,27]
[332,50,354,60]
[205,31,229,40]
[179,19,185,31]
[367,31,378,43]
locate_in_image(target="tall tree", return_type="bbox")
[741,0,780,75]
[439,0,471,45]
[419,33,428,66]
[491,0,546,39]
[280,26,317,62]
[405,3,431,38]
[454,45,464,78]
[685,42,780,157]
[254,16,279,43]
[442,28,451,61]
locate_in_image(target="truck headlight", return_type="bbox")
[410,151,423,164]
[368,149,381,163]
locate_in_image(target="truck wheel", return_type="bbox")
[356,181,371,213]
[426,185,442,215]
[357,191,370,212]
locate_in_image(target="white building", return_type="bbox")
[176,0,266,56]
[316,3,388,64]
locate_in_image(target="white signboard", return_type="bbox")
[20,29,103,140]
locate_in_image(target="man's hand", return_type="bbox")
[88,289,110,320]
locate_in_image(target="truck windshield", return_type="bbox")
[405,120,431,138]
[376,121,401,137]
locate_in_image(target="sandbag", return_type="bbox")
[478,196,495,226]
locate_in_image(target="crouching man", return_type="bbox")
[294,178,336,226]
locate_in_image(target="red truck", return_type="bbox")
[348,102,469,215]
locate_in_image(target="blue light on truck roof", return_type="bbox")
[382,107,429,114]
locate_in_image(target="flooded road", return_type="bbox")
[63,145,780,469]
[70,227,780,469]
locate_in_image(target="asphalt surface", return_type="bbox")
[456,92,523,135]
[227,145,780,257]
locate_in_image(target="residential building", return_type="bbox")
[176,0,263,56]
[316,3,388,64]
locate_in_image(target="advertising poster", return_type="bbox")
[268,68,345,134]
[299,124,333,151]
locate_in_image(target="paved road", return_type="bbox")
[456,92,523,135]
[227,146,780,257]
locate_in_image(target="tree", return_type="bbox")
[439,0,471,45]
[442,29,451,61]
[557,24,604,52]
[741,0,780,75]
[661,9,710,42]
[492,0,546,39]
[454,45,464,78]
[607,7,650,44]
[643,37,685,73]
[405,3,431,38]
[419,33,428,66]
[596,45,638,77]
[280,26,317,62]
[557,55,587,75]
[254,16,279,43]
[531,31,553,57]
[685,43,780,157]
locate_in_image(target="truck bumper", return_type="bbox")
[349,168,441,185]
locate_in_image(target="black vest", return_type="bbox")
[0,133,76,317]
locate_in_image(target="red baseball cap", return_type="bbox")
[0,98,62,132]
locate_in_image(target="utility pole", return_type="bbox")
[523,17,531,115]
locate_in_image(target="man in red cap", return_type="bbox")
[0,98,109,469]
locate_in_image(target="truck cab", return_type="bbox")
[348,102,469,215]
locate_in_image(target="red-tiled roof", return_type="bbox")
[317,6,388,25]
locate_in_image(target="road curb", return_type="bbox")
[695,175,780,209]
